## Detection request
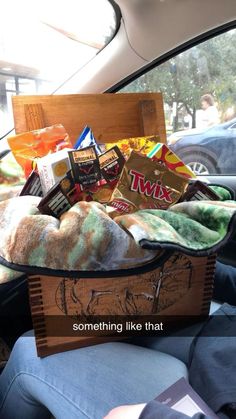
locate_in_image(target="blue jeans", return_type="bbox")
[0,302,221,419]
[0,335,188,419]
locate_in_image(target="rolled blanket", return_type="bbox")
[115,200,236,255]
[0,196,156,272]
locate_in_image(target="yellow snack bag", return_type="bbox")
[104,135,160,159]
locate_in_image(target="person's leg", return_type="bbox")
[139,260,236,363]
[213,261,236,305]
[0,332,188,419]
[133,301,222,364]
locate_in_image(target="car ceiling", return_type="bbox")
[56,0,236,94]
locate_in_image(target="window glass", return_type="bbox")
[0,0,117,138]
[120,29,236,175]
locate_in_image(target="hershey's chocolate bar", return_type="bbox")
[38,171,80,218]
[180,180,220,202]
[20,171,43,197]
[68,146,101,187]
[99,146,125,183]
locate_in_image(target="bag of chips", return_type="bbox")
[74,126,102,155]
[8,124,72,178]
[103,135,160,159]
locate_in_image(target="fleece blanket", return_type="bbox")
[0,185,235,284]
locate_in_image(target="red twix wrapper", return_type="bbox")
[109,151,188,215]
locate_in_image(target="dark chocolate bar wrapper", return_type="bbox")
[38,171,80,218]
[20,171,43,197]
[68,146,101,187]
[99,146,125,183]
[180,180,220,202]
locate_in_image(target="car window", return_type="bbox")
[120,29,236,176]
[0,0,117,138]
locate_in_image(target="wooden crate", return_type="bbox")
[28,252,216,357]
[11,93,215,357]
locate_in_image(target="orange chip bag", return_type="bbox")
[8,124,72,178]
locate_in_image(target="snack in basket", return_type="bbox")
[99,146,125,183]
[74,125,102,155]
[76,179,116,204]
[180,180,220,202]
[38,171,80,218]
[147,143,196,179]
[8,124,72,178]
[68,146,101,187]
[20,170,43,197]
[37,148,72,195]
[103,135,160,159]
[109,151,188,215]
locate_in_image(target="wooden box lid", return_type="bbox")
[12,92,166,145]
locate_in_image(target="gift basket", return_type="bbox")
[0,93,235,357]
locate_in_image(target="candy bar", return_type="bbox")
[38,171,80,218]
[180,180,220,202]
[20,171,43,197]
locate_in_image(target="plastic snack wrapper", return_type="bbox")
[74,126,102,155]
[98,146,125,183]
[73,146,125,204]
[75,179,116,204]
[148,143,196,179]
[68,146,101,187]
[109,151,188,215]
[8,124,72,178]
[103,135,160,159]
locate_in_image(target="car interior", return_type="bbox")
[0,0,236,417]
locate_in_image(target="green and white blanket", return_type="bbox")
[0,185,235,284]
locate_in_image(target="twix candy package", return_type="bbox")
[68,146,101,187]
[148,143,196,179]
[99,146,125,183]
[109,151,188,215]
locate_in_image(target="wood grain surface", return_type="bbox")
[12,93,166,144]
[28,253,216,357]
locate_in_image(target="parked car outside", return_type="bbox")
[168,117,236,175]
